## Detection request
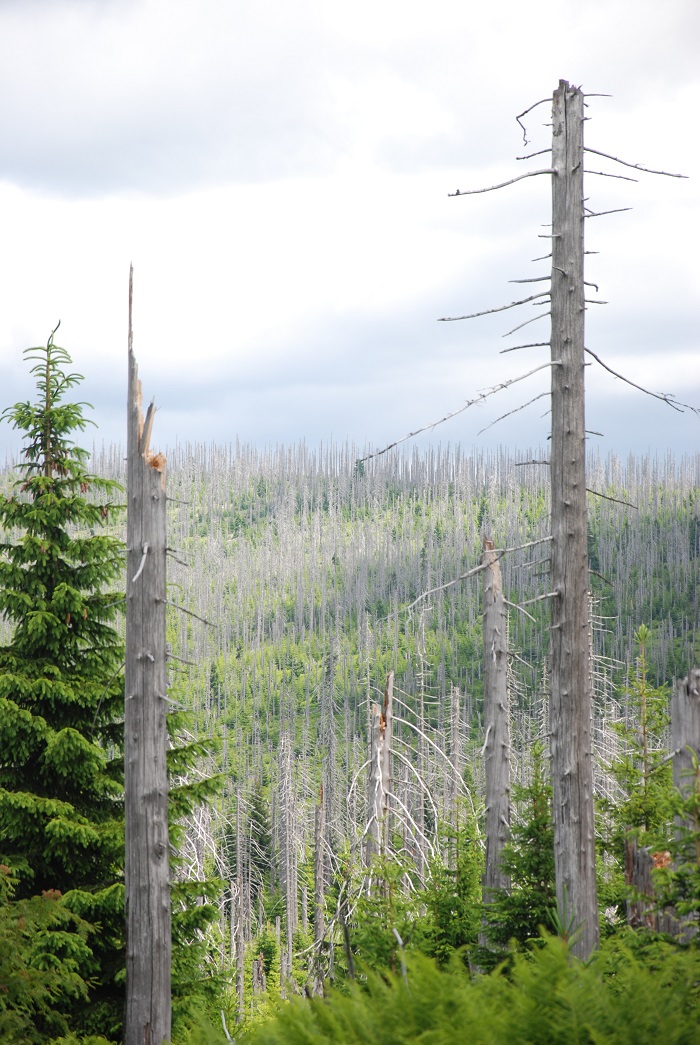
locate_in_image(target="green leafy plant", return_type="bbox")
[0,329,125,1040]
[482,740,556,956]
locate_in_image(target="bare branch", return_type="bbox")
[517,148,551,160]
[158,598,217,627]
[509,276,551,284]
[503,310,551,337]
[515,459,550,466]
[521,591,559,607]
[585,347,697,414]
[516,97,551,145]
[404,535,553,609]
[477,390,549,435]
[439,291,549,322]
[500,341,550,354]
[449,169,554,197]
[585,169,638,183]
[586,488,638,509]
[131,543,149,584]
[503,598,537,624]
[584,146,688,179]
[359,362,559,461]
[584,207,632,219]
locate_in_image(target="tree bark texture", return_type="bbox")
[549,81,599,958]
[125,268,172,1044]
[672,668,700,808]
[481,538,510,903]
[365,672,393,865]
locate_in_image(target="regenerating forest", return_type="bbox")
[2,83,700,1043]
[1,373,700,1042]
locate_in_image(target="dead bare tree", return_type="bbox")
[125,266,171,1044]
[359,79,689,958]
[548,81,598,958]
[481,538,510,907]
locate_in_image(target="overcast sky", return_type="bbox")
[1,0,698,463]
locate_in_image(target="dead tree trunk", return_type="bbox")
[549,80,599,958]
[672,668,700,813]
[125,266,172,1044]
[481,538,510,907]
[671,667,700,939]
[312,784,325,993]
[365,671,394,866]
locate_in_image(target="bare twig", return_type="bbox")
[477,391,549,435]
[503,310,551,337]
[404,535,553,609]
[584,207,632,219]
[359,362,559,461]
[515,459,550,466]
[158,598,216,627]
[585,347,697,414]
[503,598,537,624]
[439,291,549,323]
[585,169,638,182]
[516,98,551,146]
[449,169,554,197]
[521,591,559,607]
[586,488,638,509]
[131,543,149,583]
[584,147,688,179]
[517,148,551,160]
[501,341,550,354]
[509,276,551,284]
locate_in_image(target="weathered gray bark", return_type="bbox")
[125,266,172,1044]
[481,538,510,905]
[549,80,599,958]
[365,672,393,865]
[672,668,700,809]
[671,667,700,939]
[312,785,325,993]
[314,786,325,944]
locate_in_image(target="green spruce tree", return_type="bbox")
[482,741,556,956]
[0,329,125,1040]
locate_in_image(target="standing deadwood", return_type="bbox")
[672,668,700,813]
[449,685,462,860]
[313,785,325,945]
[235,884,245,1020]
[365,671,394,865]
[125,266,172,1044]
[381,671,394,849]
[549,81,599,958]
[366,702,383,866]
[312,784,325,993]
[481,538,510,906]
[672,668,700,941]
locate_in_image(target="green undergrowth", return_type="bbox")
[240,934,700,1045]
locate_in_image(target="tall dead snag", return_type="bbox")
[125,266,171,1045]
[672,667,700,940]
[672,668,700,816]
[549,81,599,957]
[312,784,325,993]
[481,538,510,908]
[365,671,394,866]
